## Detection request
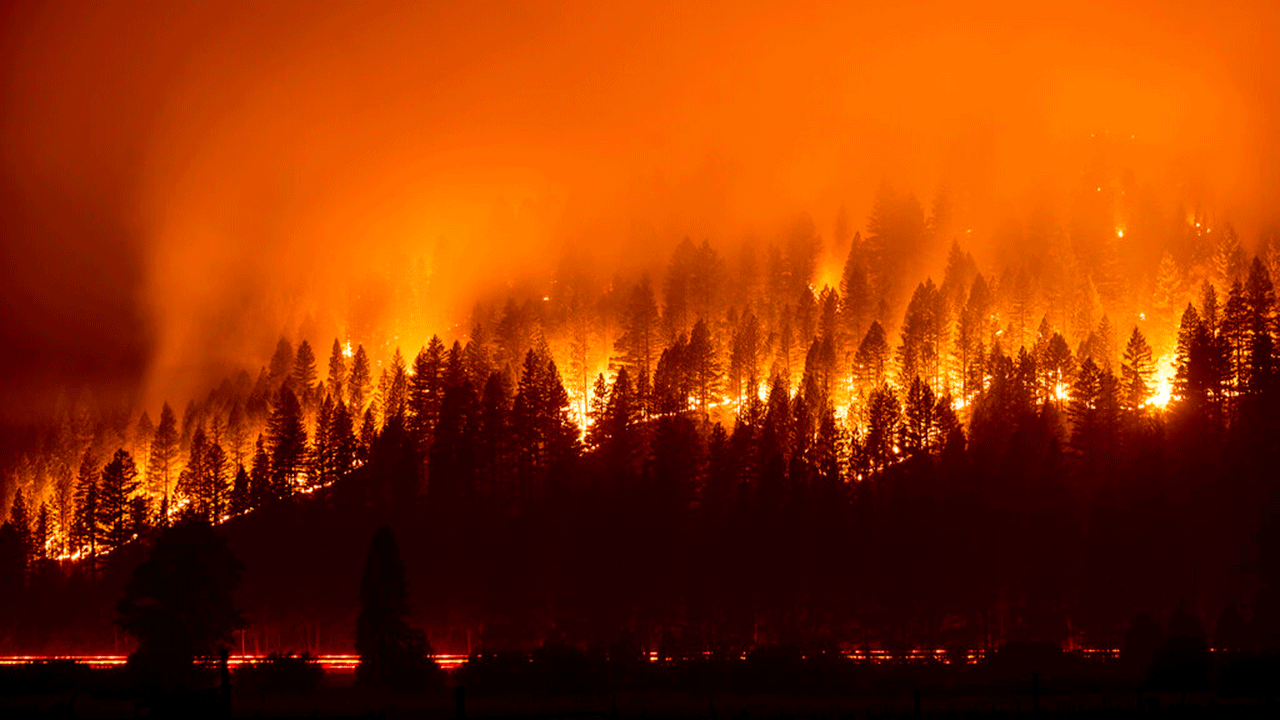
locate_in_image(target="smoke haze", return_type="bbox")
[2,0,1278,416]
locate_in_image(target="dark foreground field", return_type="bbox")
[1,649,1278,719]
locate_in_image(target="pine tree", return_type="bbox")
[248,435,271,510]
[840,232,873,344]
[902,377,938,455]
[267,337,295,386]
[1221,280,1249,392]
[225,402,248,471]
[266,386,308,498]
[1213,224,1245,285]
[615,277,661,392]
[355,526,434,690]
[686,319,721,417]
[383,348,409,427]
[854,321,890,395]
[203,440,229,521]
[664,237,699,339]
[729,313,763,407]
[7,488,32,575]
[327,338,348,402]
[98,449,139,553]
[1121,327,1155,410]
[1243,257,1277,393]
[293,340,318,398]
[476,372,511,500]
[897,279,944,391]
[176,425,206,511]
[148,403,179,523]
[348,344,372,414]
[510,349,581,495]
[72,448,100,559]
[229,465,251,517]
[1173,304,1225,413]
[1199,281,1220,337]
[33,501,52,567]
[864,383,902,473]
[407,337,445,453]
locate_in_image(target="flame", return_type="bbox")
[1145,354,1177,410]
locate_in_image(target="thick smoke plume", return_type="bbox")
[1,1,1278,416]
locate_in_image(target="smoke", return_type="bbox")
[1,0,1278,417]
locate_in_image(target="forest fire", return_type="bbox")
[1,1,1280,714]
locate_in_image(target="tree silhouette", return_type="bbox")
[266,386,308,497]
[147,403,179,523]
[615,277,661,401]
[71,449,100,560]
[327,337,347,401]
[1121,326,1155,409]
[117,518,244,681]
[348,344,372,413]
[355,526,437,690]
[5,488,32,577]
[98,449,140,553]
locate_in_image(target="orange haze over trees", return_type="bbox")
[1,0,1280,681]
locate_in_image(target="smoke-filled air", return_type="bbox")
[2,0,1280,711]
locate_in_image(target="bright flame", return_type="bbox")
[1145,354,1177,410]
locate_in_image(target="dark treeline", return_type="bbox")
[2,184,1280,661]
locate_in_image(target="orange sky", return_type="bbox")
[1,0,1278,415]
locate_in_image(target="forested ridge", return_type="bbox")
[3,187,1280,659]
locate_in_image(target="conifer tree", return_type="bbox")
[248,435,271,509]
[293,339,318,398]
[72,449,100,559]
[898,279,944,391]
[1121,327,1155,410]
[148,403,179,523]
[407,337,445,453]
[33,501,51,567]
[1213,224,1245,285]
[1217,280,1250,399]
[383,348,409,427]
[98,449,139,553]
[327,338,347,402]
[854,321,890,395]
[266,386,308,498]
[903,377,938,455]
[267,337,295,386]
[348,344,372,414]
[729,313,763,407]
[6,488,32,575]
[1243,257,1277,393]
[355,526,435,690]
[358,408,378,466]
[229,465,251,517]
[615,277,661,392]
[864,383,902,473]
[686,319,721,417]
[1199,281,1220,336]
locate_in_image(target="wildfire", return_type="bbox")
[1145,354,1177,410]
